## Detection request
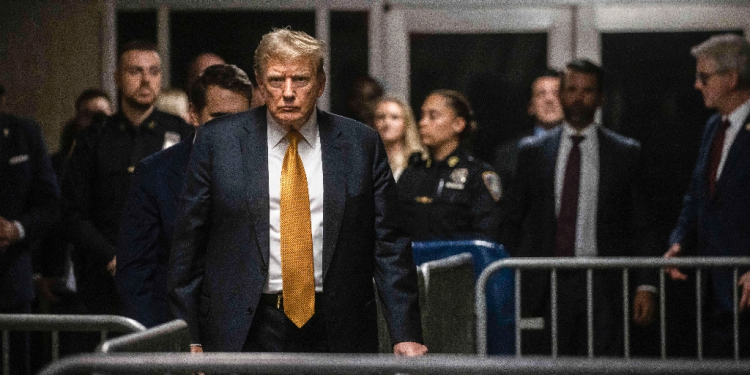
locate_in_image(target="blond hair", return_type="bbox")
[254,28,326,80]
[376,95,426,175]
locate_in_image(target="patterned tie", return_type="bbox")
[280,130,315,328]
[554,135,585,257]
[708,118,730,197]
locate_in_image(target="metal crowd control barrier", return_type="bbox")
[39,352,750,375]
[0,314,145,375]
[377,253,475,353]
[96,319,190,353]
[475,257,750,359]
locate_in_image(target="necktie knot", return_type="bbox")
[287,130,302,148]
[721,118,731,130]
[571,135,585,146]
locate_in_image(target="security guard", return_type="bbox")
[398,90,501,241]
[63,41,193,315]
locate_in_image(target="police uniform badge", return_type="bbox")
[445,168,468,190]
[2,128,8,138]
[483,171,502,202]
[162,131,181,150]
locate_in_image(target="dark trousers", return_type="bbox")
[522,271,622,357]
[0,303,31,375]
[243,296,329,353]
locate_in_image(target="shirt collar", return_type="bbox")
[561,121,598,140]
[725,97,750,131]
[267,109,318,150]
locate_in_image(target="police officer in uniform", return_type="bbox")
[398,90,501,241]
[63,41,193,315]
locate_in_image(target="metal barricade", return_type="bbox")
[475,257,750,359]
[0,314,145,375]
[377,253,475,353]
[38,352,750,375]
[96,319,190,353]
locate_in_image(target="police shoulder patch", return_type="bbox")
[482,171,502,202]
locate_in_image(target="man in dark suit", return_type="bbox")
[0,111,60,375]
[169,29,426,356]
[117,64,252,328]
[502,59,656,356]
[493,69,563,190]
[63,41,193,315]
[664,34,750,358]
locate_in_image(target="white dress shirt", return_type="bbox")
[555,122,599,257]
[265,111,325,293]
[717,98,750,180]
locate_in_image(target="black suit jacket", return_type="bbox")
[169,107,423,352]
[0,113,60,308]
[117,137,193,327]
[502,126,655,314]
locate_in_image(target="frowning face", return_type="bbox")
[258,57,325,131]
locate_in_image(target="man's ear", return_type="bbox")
[727,69,740,91]
[452,116,466,135]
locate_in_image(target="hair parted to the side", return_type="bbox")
[692,33,750,89]
[254,28,326,80]
[376,95,426,171]
[428,89,477,141]
[190,64,253,113]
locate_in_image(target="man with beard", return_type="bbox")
[502,59,657,356]
[63,41,193,315]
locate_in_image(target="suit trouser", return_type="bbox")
[522,270,622,356]
[242,295,329,353]
[0,303,30,375]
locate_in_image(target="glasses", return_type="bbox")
[696,70,725,86]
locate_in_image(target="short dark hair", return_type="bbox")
[75,88,110,111]
[118,40,158,67]
[428,89,477,141]
[563,59,604,93]
[189,64,253,113]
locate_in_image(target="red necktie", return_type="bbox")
[554,135,584,257]
[708,119,730,196]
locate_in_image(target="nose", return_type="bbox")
[282,78,294,99]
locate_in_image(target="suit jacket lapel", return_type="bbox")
[542,127,561,208]
[240,108,270,267]
[168,139,192,198]
[317,110,345,280]
[714,112,750,197]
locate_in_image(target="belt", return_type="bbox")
[260,293,323,311]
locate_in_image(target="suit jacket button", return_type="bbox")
[247,306,254,314]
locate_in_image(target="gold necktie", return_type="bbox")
[280,130,315,328]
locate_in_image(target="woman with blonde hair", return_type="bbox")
[373,95,425,181]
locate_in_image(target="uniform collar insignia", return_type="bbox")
[447,156,460,167]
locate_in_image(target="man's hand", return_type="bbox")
[189,345,204,375]
[393,342,427,356]
[107,256,117,276]
[739,271,750,312]
[632,289,655,326]
[0,216,20,253]
[663,243,687,281]
[34,277,60,303]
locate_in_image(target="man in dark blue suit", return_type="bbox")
[665,34,750,357]
[169,29,426,356]
[117,65,253,327]
[0,111,60,375]
[502,59,657,356]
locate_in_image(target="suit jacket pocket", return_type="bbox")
[199,294,210,317]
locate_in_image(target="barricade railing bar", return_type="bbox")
[475,257,750,358]
[38,352,750,375]
[0,314,145,375]
[96,319,190,353]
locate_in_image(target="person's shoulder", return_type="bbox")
[599,126,640,150]
[139,138,189,172]
[152,110,193,136]
[0,112,42,135]
[319,110,378,139]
